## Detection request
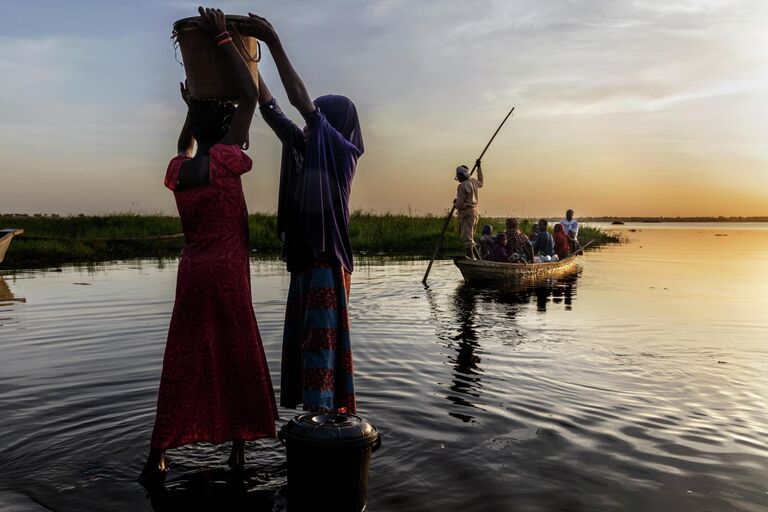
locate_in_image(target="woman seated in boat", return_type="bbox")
[504,217,533,263]
[487,233,511,262]
[479,224,494,260]
[553,223,571,259]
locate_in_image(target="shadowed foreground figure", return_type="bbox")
[139,7,277,487]
[241,13,363,413]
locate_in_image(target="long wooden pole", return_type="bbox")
[421,106,515,285]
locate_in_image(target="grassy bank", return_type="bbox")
[0,212,618,267]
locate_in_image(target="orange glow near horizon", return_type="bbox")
[0,2,766,217]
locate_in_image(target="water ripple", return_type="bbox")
[1,237,768,511]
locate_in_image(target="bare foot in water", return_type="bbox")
[138,449,167,488]
[228,439,245,473]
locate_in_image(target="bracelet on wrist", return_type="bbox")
[214,31,231,42]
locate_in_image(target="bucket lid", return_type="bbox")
[280,413,379,448]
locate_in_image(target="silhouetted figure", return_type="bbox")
[247,11,363,413]
[140,7,278,488]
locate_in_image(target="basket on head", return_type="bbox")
[172,15,260,101]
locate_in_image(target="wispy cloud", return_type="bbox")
[0,0,766,215]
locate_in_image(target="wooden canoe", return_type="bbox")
[453,253,580,285]
[0,229,24,264]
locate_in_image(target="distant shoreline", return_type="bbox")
[3,213,767,223]
[568,217,768,223]
[0,212,618,268]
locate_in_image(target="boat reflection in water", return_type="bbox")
[480,267,580,312]
[444,284,484,423]
[0,275,25,327]
[431,267,581,423]
[0,275,24,304]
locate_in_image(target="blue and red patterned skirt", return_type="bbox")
[281,262,356,413]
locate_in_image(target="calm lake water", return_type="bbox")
[1,224,767,511]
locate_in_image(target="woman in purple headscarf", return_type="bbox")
[241,14,363,413]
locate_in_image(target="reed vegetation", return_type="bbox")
[0,212,618,266]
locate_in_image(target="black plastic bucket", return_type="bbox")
[279,413,382,512]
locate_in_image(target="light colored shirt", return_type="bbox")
[561,219,579,238]
[456,167,483,211]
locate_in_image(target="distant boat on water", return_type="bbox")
[0,229,24,264]
[453,253,581,285]
[611,221,625,225]
[454,241,595,286]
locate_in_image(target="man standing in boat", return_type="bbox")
[454,159,483,259]
[560,209,580,252]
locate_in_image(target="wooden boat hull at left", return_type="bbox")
[0,229,24,265]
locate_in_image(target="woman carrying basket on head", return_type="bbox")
[239,14,364,414]
[139,6,277,486]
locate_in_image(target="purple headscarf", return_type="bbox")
[313,95,364,156]
[261,95,364,273]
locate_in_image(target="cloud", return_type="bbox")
[1,0,767,215]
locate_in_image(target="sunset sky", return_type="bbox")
[1,0,766,217]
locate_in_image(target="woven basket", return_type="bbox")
[173,15,259,101]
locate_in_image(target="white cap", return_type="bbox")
[455,165,469,179]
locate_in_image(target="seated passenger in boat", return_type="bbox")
[488,233,510,262]
[533,219,555,259]
[528,223,538,242]
[479,224,494,260]
[504,217,533,263]
[553,223,571,259]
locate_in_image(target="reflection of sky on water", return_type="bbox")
[1,226,768,512]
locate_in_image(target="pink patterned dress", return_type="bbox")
[150,144,277,450]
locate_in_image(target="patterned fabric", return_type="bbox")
[506,230,531,260]
[281,262,355,413]
[151,144,278,450]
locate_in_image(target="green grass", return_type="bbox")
[0,212,618,267]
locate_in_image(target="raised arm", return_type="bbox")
[241,14,315,115]
[177,82,195,156]
[257,74,303,145]
[257,74,273,106]
[197,7,257,147]
[475,159,484,187]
